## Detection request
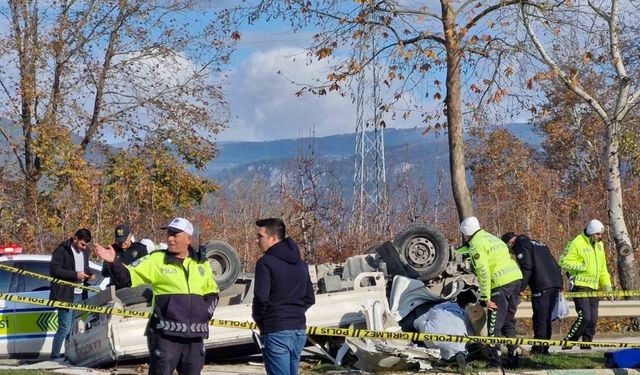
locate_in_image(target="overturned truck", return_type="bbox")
[66,224,477,367]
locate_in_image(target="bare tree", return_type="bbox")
[518,1,640,290]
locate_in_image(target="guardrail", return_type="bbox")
[516,301,640,319]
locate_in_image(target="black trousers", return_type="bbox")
[488,280,520,355]
[531,287,559,353]
[147,331,205,375]
[565,286,599,343]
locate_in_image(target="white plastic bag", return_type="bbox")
[552,291,570,321]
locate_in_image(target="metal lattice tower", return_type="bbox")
[352,30,387,233]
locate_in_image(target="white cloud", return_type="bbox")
[221,46,427,142]
[222,46,359,141]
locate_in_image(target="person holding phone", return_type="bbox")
[49,228,96,359]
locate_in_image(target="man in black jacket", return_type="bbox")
[502,232,562,355]
[101,224,148,288]
[49,228,95,359]
[253,218,315,375]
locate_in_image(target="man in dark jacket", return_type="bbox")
[101,224,148,288]
[253,218,315,375]
[49,228,95,359]
[502,232,563,355]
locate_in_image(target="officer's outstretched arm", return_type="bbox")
[108,259,132,288]
[125,255,155,287]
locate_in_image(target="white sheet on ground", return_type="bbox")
[413,302,473,360]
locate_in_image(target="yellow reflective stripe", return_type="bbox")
[491,265,521,281]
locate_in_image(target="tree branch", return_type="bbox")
[463,0,544,33]
[587,0,610,21]
[520,4,610,122]
[607,0,631,121]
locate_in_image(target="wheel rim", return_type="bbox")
[403,236,437,270]
[208,253,229,277]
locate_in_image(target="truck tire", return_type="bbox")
[116,285,153,307]
[393,224,449,282]
[205,241,241,291]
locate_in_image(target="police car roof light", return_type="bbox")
[0,244,23,254]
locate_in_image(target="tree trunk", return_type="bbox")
[442,0,474,222]
[605,119,639,290]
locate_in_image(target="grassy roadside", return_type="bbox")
[519,352,605,370]
[300,351,606,373]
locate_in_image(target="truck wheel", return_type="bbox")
[116,285,153,307]
[393,224,449,282]
[205,241,241,291]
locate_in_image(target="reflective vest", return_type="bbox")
[467,230,523,301]
[559,232,611,290]
[125,251,219,338]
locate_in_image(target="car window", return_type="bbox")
[16,261,51,293]
[0,262,14,293]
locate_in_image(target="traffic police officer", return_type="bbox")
[560,219,612,349]
[457,217,523,368]
[96,217,219,375]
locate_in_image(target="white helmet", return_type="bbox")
[139,238,156,252]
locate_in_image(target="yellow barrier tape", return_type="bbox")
[2,262,638,300]
[1,292,639,349]
[565,290,640,298]
[0,263,100,293]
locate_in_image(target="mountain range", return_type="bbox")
[206,123,541,198]
[0,120,540,199]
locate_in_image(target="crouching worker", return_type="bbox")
[413,290,478,369]
[95,217,219,375]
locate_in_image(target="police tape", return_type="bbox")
[565,290,640,298]
[0,263,100,293]
[519,290,640,299]
[4,262,640,301]
[2,292,639,349]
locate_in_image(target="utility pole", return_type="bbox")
[352,28,387,235]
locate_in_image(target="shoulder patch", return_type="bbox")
[474,253,481,260]
[130,253,152,267]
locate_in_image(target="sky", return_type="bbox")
[218,0,535,142]
[218,3,428,142]
[0,1,532,144]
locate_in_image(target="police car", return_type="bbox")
[0,244,108,358]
